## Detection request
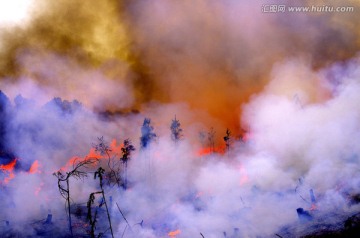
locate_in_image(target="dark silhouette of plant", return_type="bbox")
[87,192,101,238]
[170,115,183,143]
[0,91,10,153]
[140,118,156,149]
[53,158,98,237]
[121,139,135,189]
[93,167,114,238]
[93,136,111,155]
[44,97,82,115]
[94,136,122,187]
[223,128,231,152]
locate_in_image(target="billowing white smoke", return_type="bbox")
[242,57,360,192]
[1,55,360,237]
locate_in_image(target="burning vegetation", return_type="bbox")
[1,0,360,237]
[1,80,360,237]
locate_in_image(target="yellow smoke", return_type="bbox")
[0,0,131,75]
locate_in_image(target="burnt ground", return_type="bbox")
[276,210,360,238]
[1,208,360,237]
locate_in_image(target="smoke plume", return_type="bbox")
[1,0,360,237]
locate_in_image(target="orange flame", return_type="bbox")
[109,139,123,154]
[29,160,41,174]
[0,159,17,171]
[60,139,124,171]
[197,146,225,156]
[168,229,181,237]
[0,159,17,184]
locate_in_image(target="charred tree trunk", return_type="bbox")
[95,167,114,238]
[102,190,114,238]
[67,179,73,237]
[53,158,97,238]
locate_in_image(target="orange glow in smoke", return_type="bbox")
[0,159,17,184]
[0,159,16,171]
[29,160,41,174]
[168,229,181,237]
[109,139,123,154]
[35,182,44,196]
[238,165,249,186]
[87,148,103,160]
[310,203,317,211]
[242,132,253,142]
[60,139,124,171]
[197,146,225,156]
[60,153,100,172]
